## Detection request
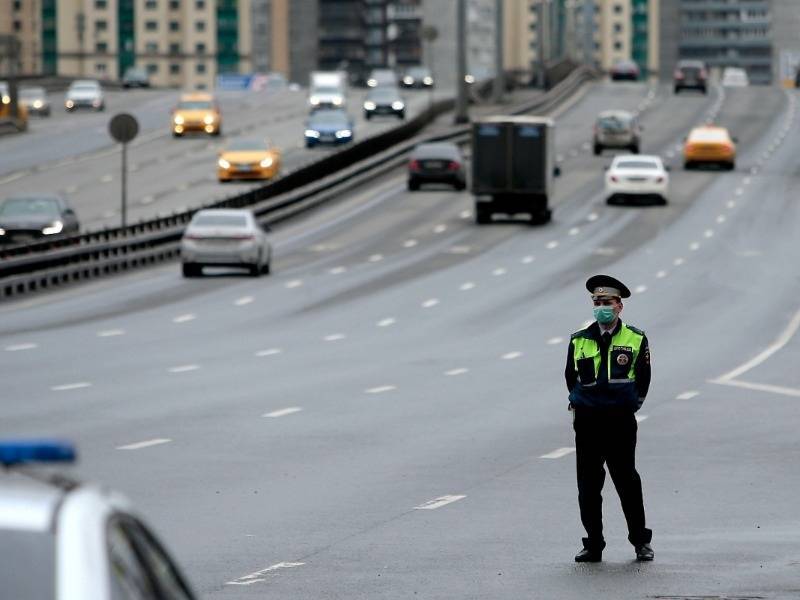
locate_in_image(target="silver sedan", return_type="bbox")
[180,209,272,277]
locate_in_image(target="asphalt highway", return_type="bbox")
[2,80,800,599]
[0,85,436,230]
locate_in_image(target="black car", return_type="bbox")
[674,60,707,94]
[407,142,467,191]
[401,66,434,88]
[304,109,354,148]
[363,87,405,120]
[0,195,80,245]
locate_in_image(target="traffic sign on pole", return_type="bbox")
[108,113,139,228]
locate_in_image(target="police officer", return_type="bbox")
[565,275,654,562]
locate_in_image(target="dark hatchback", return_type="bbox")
[674,60,708,94]
[407,142,467,191]
[0,195,80,245]
[304,109,354,148]
[363,87,405,120]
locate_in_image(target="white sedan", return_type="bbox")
[180,208,272,277]
[605,155,669,205]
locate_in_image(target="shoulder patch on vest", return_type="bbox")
[571,328,592,340]
[625,324,645,336]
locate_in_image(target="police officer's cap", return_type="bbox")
[586,274,631,299]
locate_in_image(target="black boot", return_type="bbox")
[635,543,654,561]
[575,538,604,562]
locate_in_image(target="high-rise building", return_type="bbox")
[0,0,42,75]
[677,0,772,84]
[769,0,800,86]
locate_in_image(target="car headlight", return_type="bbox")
[203,114,215,125]
[218,158,231,169]
[335,129,352,138]
[42,220,64,235]
[423,76,433,85]
[368,79,377,87]
[465,74,475,84]
[364,101,376,110]
[2,95,10,104]
[332,97,342,106]
[309,96,320,105]
[65,100,74,108]
[260,156,274,168]
[173,115,184,125]
[403,76,414,85]
[92,99,101,106]
[33,100,43,109]
[304,129,320,138]
[392,101,405,110]
[0,227,5,235]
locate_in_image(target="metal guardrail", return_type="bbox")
[0,65,595,300]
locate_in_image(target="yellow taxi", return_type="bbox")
[217,138,282,182]
[683,126,736,170]
[0,82,29,129]
[171,92,221,136]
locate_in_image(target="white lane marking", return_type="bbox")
[285,279,303,288]
[377,317,396,327]
[117,438,171,451]
[444,368,469,376]
[422,298,440,308]
[635,415,648,423]
[568,227,580,236]
[226,562,305,586]
[51,382,92,391]
[711,379,800,398]
[727,200,736,209]
[324,333,346,342]
[582,142,591,150]
[329,266,346,275]
[673,257,685,266]
[540,447,575,459]
[634,285,647,294]
[434,224,447,234]
[100,174,113,183]
[97,329,125,337]
[546,241,559,249]
[102,210,117,219]
[169,364,200,373]
[5,343,38,351]
[0,170,31,184]
[403,239,418,248]
[263,407,303,418]
[448,245,471,254]
[689,242,700,251]
[712,306,800,382]
[492,267,507,276]
[235,296,254,306]
[704,229,714,238]
[521,255,535,264]
[547,337,564,345]
[556,153,565,162]
[501,351,523,360]
[587,212,599,222]
[676,390,699,400]
[460,210,472,219]
[177,182,190,191]
[594,247,616,256]
[743,177,751,185]
[173,313,196,323]
[365,385,396,394]
[656,270,667,279]
[65,185,78,194]
[368,254,383,263]
[414,495,466,510]
[140,195,155,205]
[716,215,726,224]
[256,348,282,357]
[459,282,476,291]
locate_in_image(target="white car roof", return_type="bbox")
[612,154,662,166]
[689,127,730,142]
[0,475,62,532]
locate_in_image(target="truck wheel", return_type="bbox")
[593,145,602,156]
[407,179,420,191]
[475,207,491,224]
[182,263,200,277]
[530,209,551,225]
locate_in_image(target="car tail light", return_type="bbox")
[409,160,421,171]
[699,69,708,79]
[184,234,202,241]
[610,175,619,183]
[447,161,461,171]
[674,70,684,80]
[229,234,255,241]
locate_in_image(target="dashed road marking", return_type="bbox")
[546,241,559,250]
[502,351,523,360]
[521,255,535,264]
[448,245,471,254]
[173,313,196,323]
[365,385,396,394]
[587,213,599,222]
[676,390,699,400]
[460,210,472,219]
[140,195,155,205]
[568,227,580,236]
[65,185,78,193]
[235,296,254,306]
[226,562,305,586]
[541,447,575,459]
[673,257,685,266]
[492,268,507,276]
[324,333,346,342]
[656,270,667,279]
[634,285,647,294]
[422,298,440,308]
[403,239,418,248]
[704,229,714,238]
[727,200,736,209]
[546,337,564,345]
[51,382,92,391]
[368,254,383,263]
[329,266,346,275]
[444,368,469,376]
[100,174,113,183]
[256,348,282,357]
[414,495,466,510]
[169,364,200,373]
[735,188,743,196]
[689,242,700,251]
[459,282,475,291]
[716,215,726,224]
[285,279,303,288]
[377,317,396,327]
[263,407,302,418]
[5,343,38,351]
[117,438,172,451]
[97,329,125,337]
[434,224,447,234]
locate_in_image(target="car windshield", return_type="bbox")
[0,197,60,218]
[192,214,248,227]
[71,85,98,93]
[313,86,340,95]
[414,144,458,160]
[125,69,146,77]
[599,115,631,129]
[407,68,429,77]
[177,100,213,110]
[0,529,56,600]
[692,130,729,142]
[227,139,267,152]
[371,90,399,101]
[616,160,659,170]
[20,88,45,98]
[310,111,347,125]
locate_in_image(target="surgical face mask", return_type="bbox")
[593,305,617,324]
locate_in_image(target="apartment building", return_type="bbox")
[0,0,42,74]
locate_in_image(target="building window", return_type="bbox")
[95,20,108,32]
[96,41,108,53]
[145,21,157,31]
[169,42,180,55]
[95,62,107,73]
[614,4,623,14]
[169,20,180,31]
[170,63,181,74]
[195,20,205,32]
[614,41,622,50]
[195,42,206,53]
[195,0,205,8]
[147,63,158,74]
[145,41,158,53]
[13,0,21,10]
[196,62,206,74]
[169,0,180,8]
[94,0,107,7]
[613,23,623,33]
[145,0,157,8]
[13,20,22,32]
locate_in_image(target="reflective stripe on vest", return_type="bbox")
[572,323,644,384]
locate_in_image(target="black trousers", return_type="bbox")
[573,406,652,550]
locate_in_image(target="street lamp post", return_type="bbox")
[454,0,469,124]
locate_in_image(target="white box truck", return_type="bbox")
[309,71,347,110]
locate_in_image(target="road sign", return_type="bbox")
[109,113,139,143]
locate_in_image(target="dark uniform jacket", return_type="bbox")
[565,320,651,411]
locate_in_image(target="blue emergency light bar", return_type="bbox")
[0,440,76,466]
